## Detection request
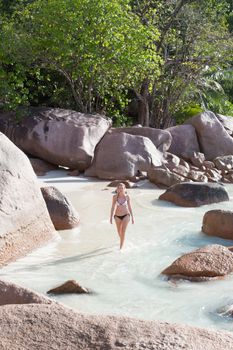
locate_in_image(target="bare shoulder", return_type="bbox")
[112,194,117,200]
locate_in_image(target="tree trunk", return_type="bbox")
[87,77,93,113]
[137,79,150,126]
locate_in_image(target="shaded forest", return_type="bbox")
[0,0,232,127]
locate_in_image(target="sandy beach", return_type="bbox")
[1,170,233,332]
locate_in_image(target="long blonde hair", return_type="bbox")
[116,182,127,196]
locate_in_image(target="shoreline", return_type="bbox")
[2,170,233,332]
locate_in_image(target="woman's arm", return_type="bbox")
[110,195,117,224]
[127,195,134,224]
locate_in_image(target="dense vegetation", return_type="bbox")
[0,0,232,127]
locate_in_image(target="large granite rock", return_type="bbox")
[164,152,181,167]
[162,245,233,280]
[166,124,200,157]
[1,303,233,349]
[0,133,56,266]
[0,107,111,170]
[185,111,233,160]
[216,114,233,135]
[110,126,172,152]
[213,155,233,170]
[148,165,189,187]
[0,279,52,305]
[41,186,79,230]
[47,280,89,294]
[29,157,58,176]
[85,132,163,180]
[183,151,205,168]
[202,210,233,239]
[159,182,229,207]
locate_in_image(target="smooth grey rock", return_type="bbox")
[159,182,229,207]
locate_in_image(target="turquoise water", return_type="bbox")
[2,170,233,331]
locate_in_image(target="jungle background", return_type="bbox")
[0,0,232,127]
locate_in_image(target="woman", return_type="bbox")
[110,183,134,249]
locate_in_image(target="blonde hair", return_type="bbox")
[116,182,127,194]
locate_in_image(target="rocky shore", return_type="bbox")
[1,108,233,185]
[0,280,233,350]
[1,107,233,349]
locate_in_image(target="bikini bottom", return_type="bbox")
[114,214,130,221]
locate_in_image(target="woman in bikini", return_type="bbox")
[110,183,134,249]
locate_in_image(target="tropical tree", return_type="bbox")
[131,0,233,127]
[1,0,232,127]
[0,0,35,17]
[0,0,161,124]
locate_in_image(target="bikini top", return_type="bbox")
[116,196,128,207]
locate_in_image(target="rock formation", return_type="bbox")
[202,210,233,239]
[109,126,172,152]
[166,124,200,157]
[216,113,233,136]
[159,182,229,207]
[47,280,89,294]
[162,245,233,280]
[85,132,163,180]
[0,107,111,170]
[29,157,58,176]
[41,186,79,230]
[1,303,233,349]
[185,111,233,160]
[0,279,52,305]
[0,133,56,266]
[1,108,233,185]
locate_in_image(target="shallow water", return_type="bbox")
[2,170,233,331]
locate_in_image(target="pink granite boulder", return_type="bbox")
[203,160,215,169]
[29,157,58,176]
[185,111,233,160]
[0,133,56,266]
[0,107,111,170]
[0,303,233,349]
[202,210,233,240]
[162,245,233,280]
[188,152,205,167]
[41,186,79,230]
[216,113,233,135]
[163,152,181,167]
[85,132,163,180]
[0,279,52,305]
[110,126,172,152]
[148,165,190,187]
[166,124,200,157]
[47,280,89,294]
[213,155,233,170]
[205,168,222,182]
[159,182,229,207]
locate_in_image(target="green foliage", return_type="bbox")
[132,0,233,127]
[0,0,34,17]
[104,91,131,127]
[0,0,232,126]
[189,68,233,116]
[175,104,203,125]
[0,0,161,119]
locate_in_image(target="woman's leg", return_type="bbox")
[114,217,122,238]
[119,215,130,249]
